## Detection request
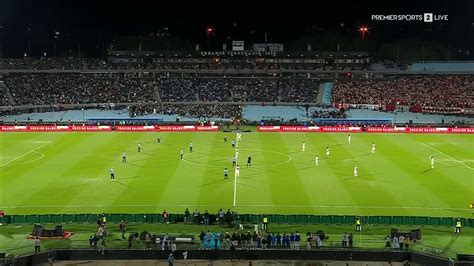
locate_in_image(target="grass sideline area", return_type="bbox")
[1,131,473,217]
[0,223,472,258]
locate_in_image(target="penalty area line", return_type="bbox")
[423,143,473,171]
[0,141,51,168]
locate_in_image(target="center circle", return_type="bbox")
[182,148,292,168]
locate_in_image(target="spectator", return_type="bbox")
[204,210,210,226]
[184,208,190,224]
[119,220,127,240]
[162,233,168,251]
[145,233,151,249]
[163,210,169,224]
[128,233,134,248]
[47,249,53,265]
[167,253,174,266]
[348,233,353,248]
[384,235,391,251]
[399,234,405,251]
[0,209,4,225]
[34,237,41,254]
[404,235,411,250]
[393,235,400,251]
[230,242,236,262]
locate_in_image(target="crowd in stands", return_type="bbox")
[160,78,318,103]
[311,109,347,119]
[0,58,109,70]
[0,57,368,71]
[332,75,473,108]
[6,73,155,105]
[129,104,241,119]
[4,74,319,105]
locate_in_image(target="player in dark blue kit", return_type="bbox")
[231,140,235,148]
[189,142,193,152]
[247,156,252,167]
[224,136,227,143]
[110,168,115,180]
[224,168,229,180]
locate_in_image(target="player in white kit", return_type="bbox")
[354,165,358,177]
[235,165,240,177]
[326,147,330,157]
[371,143,376,154]
[348,134,351,144]
[315,155,319,166]
[431,156,435,169]
[302,142,306,152]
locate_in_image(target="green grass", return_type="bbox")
[1,131,473,217]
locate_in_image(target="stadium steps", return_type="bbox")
[315,83,325,105]
[153,85,161,101]
[320,82,333,106]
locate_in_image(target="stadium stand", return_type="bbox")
[332,75,473,109]
[410,62,474,72]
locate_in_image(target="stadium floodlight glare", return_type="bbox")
[358,25,369,39]
[206,27,214,36]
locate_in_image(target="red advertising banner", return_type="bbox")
[71,125,112,131]
[366,127,474,134]
[158,125,219,131]
[115,126,157,131]
[256,126,281,132]
[195,126,220,131]
[158,125,196,131]
[448,128,474,133]
[257,126,362,132]
[0,125,112,132]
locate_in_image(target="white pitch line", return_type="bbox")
[233,132,239,207]
[1,204,467,212]
[423,143,473,171]
[0,141,51,168]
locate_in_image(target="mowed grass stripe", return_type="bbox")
[195,132,234,208]
[363,134,472,217]
[234,133,275,209]
[391,134,473,212]
[258,133,311,207]
[356,134,455,216]
[10,133,126,214]
[157,133,220,209]
[302,133,363,211]
[319,133,409,216]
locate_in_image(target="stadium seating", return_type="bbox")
[410,62,474,72]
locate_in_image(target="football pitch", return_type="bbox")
[1,131,473,217]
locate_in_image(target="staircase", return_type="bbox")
[153,84,161,101]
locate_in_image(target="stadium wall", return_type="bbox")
[10,249,471,266]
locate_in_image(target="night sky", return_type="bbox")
[0,0,472,57]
